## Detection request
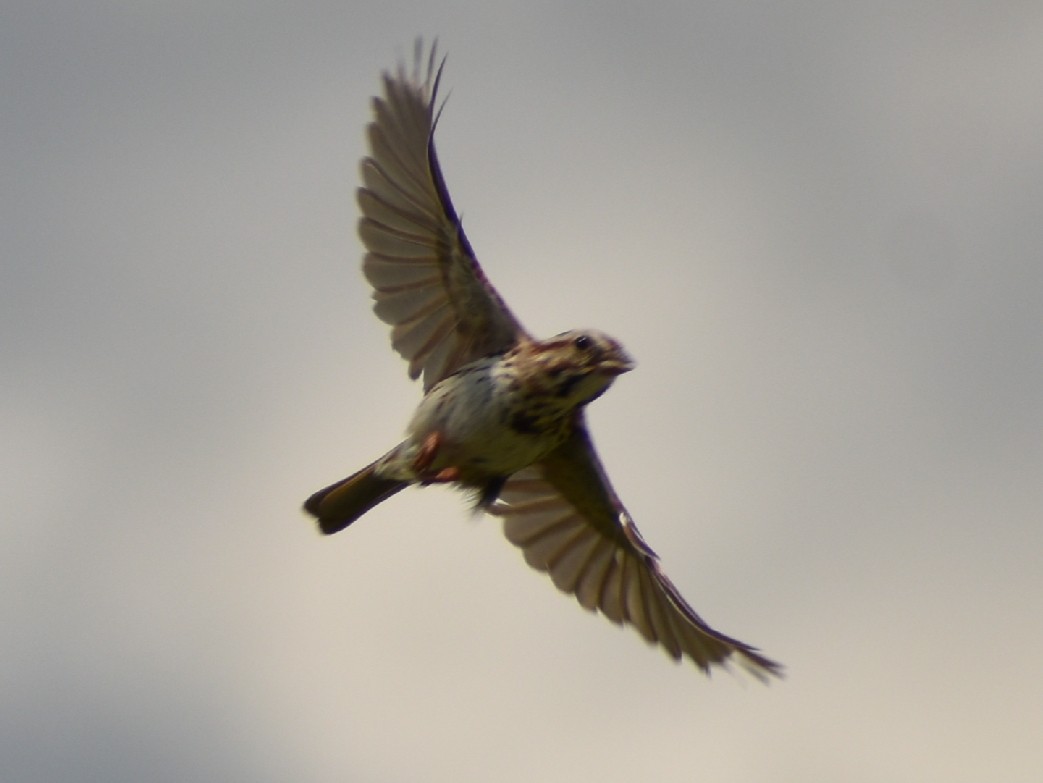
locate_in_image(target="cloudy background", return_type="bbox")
[4,2,1042,781]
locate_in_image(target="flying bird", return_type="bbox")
[304,41,781,680]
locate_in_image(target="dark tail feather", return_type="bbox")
[303,462,408,535]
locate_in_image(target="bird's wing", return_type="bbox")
[489,418,782,680]
[359,41,529,391]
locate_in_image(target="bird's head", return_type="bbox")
[524,329,635,407]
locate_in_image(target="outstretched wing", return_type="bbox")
[359,41,528,391]
[489,419,782,680]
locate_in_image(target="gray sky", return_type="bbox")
[4,2,1042,781]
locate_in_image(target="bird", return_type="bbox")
[304,40,781,681]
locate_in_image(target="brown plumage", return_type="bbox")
[304,40,782,680]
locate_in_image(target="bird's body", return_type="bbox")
[307,330,632,530]
[401,331,631,479]
[304,41,782,680]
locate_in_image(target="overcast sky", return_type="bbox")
[3,3,1042,781]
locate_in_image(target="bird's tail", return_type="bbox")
[303,460,408,535]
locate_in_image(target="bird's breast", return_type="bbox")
[404,359,572,478]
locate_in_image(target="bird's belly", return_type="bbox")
[401,366,563,478]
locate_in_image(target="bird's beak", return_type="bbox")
[600,351,635,376]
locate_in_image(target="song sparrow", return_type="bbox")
[304,41,781,680]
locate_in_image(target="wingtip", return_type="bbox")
[732,648,785,683]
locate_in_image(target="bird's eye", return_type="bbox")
[573,334,592,351]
